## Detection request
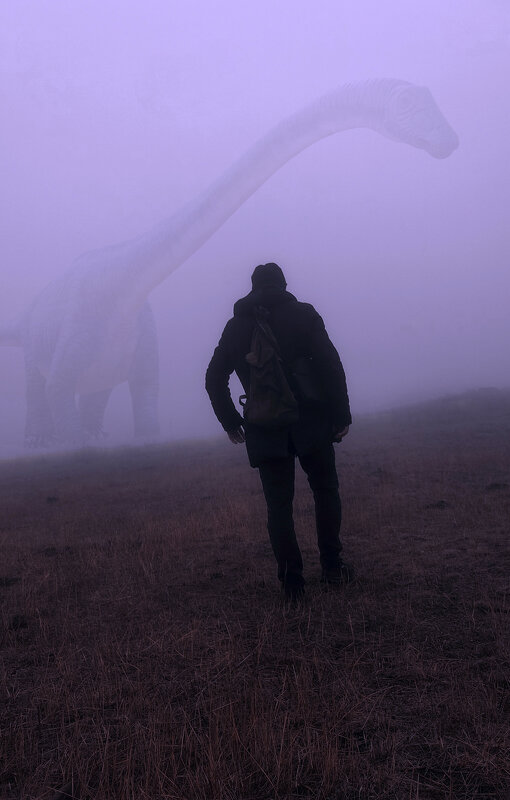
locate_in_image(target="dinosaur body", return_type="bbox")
[1,79,458,446]
[18,264,159,445]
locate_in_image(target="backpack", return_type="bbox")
[239,306,299,429]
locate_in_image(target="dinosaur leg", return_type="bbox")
[128,303,160,439]
[79,390,111,439]
[24,358,55,448]
[45,375,82,444]
[45,337,92,445]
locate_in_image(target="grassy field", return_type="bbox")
[1,389,509,800]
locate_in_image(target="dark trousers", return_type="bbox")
[258,443,342,585]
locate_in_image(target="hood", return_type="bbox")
[233,286,297,317]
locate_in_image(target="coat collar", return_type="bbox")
[233,287,297,317]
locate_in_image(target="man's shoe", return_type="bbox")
[321,561,355,585]
[283,577,306,601]
[284,584,305,601]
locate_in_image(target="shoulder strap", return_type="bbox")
[254,305,283,359]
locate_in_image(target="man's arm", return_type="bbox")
[333,425,350,442]
[307,310,352,430]
[205,320,245,437]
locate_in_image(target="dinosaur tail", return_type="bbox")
[0,317,24,347]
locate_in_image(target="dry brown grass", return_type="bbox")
[1,390,509,799]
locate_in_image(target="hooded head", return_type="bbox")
[251,262,287,291]
[233,262,293,316]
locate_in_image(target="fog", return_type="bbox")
[1,0,509,455]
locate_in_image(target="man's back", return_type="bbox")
[206,272,351,462]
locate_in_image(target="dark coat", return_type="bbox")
[205,286,352,467]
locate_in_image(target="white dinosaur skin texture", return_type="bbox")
[1,79,458,447]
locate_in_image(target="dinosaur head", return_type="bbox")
[381,83,459,159]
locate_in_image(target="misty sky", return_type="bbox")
[1,0,509,453]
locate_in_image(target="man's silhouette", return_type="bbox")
[206,263,353,599]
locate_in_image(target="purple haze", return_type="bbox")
[0,0,509,454]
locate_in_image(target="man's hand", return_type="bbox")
[227,426,246,444]
[333,425,349,443]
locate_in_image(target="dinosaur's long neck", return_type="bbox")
[123,79,400,300]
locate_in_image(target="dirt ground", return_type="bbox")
[1,389,509,799]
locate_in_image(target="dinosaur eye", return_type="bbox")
[397,92,415,112]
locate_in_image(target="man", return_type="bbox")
[205,262,353,599]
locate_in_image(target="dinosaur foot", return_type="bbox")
[135,434,161,446]
[25,434,58,450]
[83,429,108,444]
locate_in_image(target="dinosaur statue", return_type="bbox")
[0,79,458,447]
